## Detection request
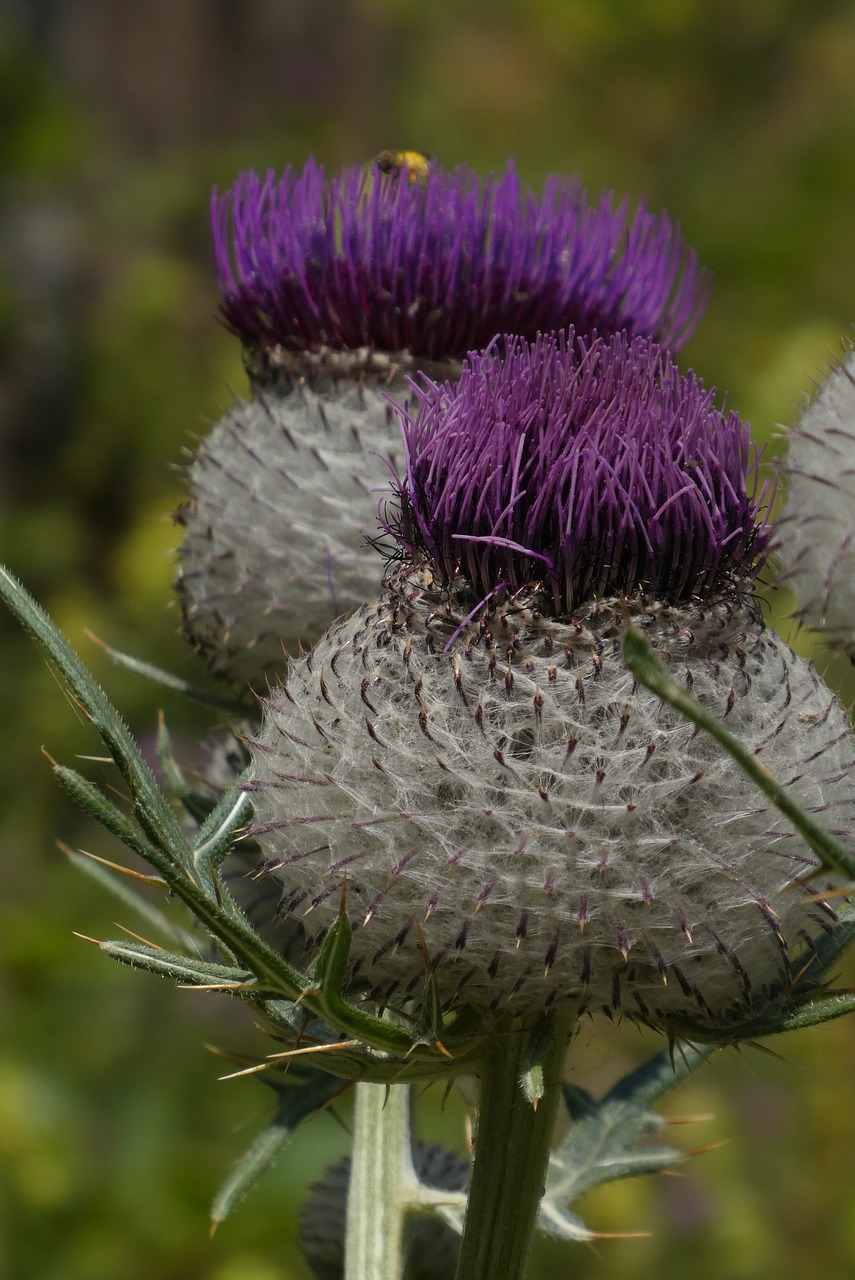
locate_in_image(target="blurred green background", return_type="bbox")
[2,1,855,1277]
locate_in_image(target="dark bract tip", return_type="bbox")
[385,332,772,613]
[212,158,709,364]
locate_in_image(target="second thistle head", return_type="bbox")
[212,157,708,378]
[178,158,709,689]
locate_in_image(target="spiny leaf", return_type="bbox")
[539,1042,713,1242]
[193,781,253,874]
[788,906,855,995]
[735,990,855,1036]
[157,712,229,825]
[94,937,255,987]
[156,713,196,805]
[1,564,473,1070]
[0,563,194,872]
[49,758,163,866]
[306,906,421,1059]
[62,845,198,951]
[211,1071,346,1231]
[86,629,250,714]
[521,1016,559,1109]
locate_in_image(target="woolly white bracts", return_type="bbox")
[244,574,855,1035]
[176,378,406,688]
[777,346,855,654]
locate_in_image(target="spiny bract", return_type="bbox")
[245,582,852,1034]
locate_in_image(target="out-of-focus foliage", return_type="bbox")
[1,2,855,1277]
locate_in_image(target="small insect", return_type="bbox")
[372,149,433,186]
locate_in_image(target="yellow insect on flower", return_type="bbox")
[372,149,432,185]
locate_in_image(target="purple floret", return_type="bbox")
[212,159,709,362]
[386,333,772,612]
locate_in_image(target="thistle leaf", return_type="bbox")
[95,938,254,986]
[86,629,250,714]
[193,780,253,874]
[790,902,855,992]
[745,991,855,1035]
[63,846,198,951]
[540,1043,712,1241]
[50,760,162,865]
[156,713,229,825]
[156,713,197,807]
[0,564,481,1073]
[307,906,421,1059]
[0,563,194,872]
[622,621,855,882]
[210,1071,345,1230]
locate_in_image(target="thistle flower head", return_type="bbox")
[387,332,772,612]
[244,335,854,1037]
[213,158,708,369]
[776,342,855,654]
[179,165,711,690]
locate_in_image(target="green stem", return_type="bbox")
[455,1012,574,1280]
[345,1082,416,1280]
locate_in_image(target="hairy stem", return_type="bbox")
[455,1012,574,1280]
[345,1082,415,1280]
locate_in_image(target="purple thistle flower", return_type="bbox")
[243,334,854,1035]
[212,159,708,367]
[387,332,772,614]
[182,167,710,689]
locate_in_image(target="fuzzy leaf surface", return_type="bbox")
[96,938,255,986]
[193,782,253,873]
[540,1042,711,1241]
[0,563,194,871]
